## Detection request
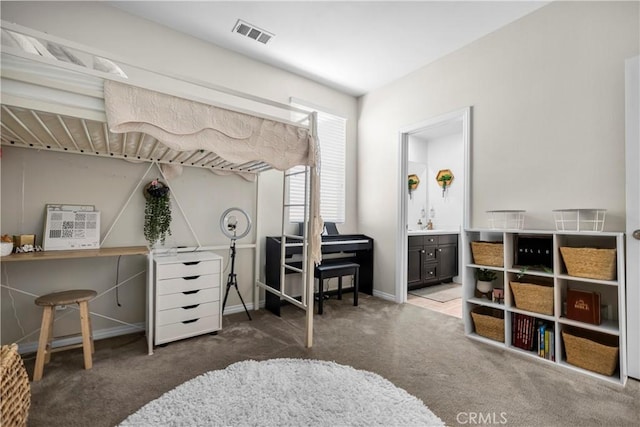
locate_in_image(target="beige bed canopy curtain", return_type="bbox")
[0,20,322,348]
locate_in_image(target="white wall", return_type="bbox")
[0,2,358,346]
[407,131,464,231]
[358,1,639,296]
[425,133,464,231]
[406,160,427,229]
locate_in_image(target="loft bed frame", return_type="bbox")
[0,20,321,353]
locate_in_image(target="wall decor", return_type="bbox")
[408,174,420,199]
[436,169,454,197]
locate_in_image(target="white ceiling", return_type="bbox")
[110,1,549,97]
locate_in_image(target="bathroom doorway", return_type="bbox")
[396,107,471,312]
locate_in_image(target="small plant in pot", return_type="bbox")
[475,268,498,299]
[143,179,172,247]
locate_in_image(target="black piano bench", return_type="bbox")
[314,261,360,315]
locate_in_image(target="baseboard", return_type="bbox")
[373,289,396,302]
[222,300,265,316]
[17,322,145,355]
[17,300,268,354]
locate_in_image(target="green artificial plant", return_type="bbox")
[475,268,498,282]
[143,179,172,246]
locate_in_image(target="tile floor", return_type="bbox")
[406,289,463,319]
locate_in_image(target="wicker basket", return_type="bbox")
[1,344,30,427]
[471,241,504,267]
[471,306,505,342]
[510,281,554,315]
[559,247,616,280]
[562,328,619,376]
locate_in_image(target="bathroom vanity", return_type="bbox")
[407,231,458,289]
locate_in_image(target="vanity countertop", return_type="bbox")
[407,229,459,236]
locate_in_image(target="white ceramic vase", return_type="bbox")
[476,280,494,294]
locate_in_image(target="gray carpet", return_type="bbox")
[409,283,462,302]
[20,295,640,426]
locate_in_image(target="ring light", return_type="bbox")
[220,207,251,240]
[219,207,252,321]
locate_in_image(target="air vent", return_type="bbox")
[232,19,274,45]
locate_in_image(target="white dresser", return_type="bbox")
[152,251,222,345]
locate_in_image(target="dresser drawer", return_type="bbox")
[157,274,220,295]
[156,259,220,280]
[423,235,438,245]
[156,301,219,326]
[423,246,437,261]
[155,315,220,344]
[156,287,220,311]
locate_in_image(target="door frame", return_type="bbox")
[396,107,471,303]
[625,55,639,379]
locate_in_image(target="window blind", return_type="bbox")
[288,101,346,224]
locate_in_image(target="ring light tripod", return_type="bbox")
[220,207,252,321]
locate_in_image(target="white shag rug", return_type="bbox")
[120,358,444,426]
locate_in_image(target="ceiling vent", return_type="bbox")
[232,19,274,45]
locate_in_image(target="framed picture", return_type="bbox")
[514,235,553,270]
[43,204,100,251]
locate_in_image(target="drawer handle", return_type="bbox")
[183,275,200,280]
[183,261,200,266]
[182,318,199,324]
[182,304,200,310]
[183,290,200,295]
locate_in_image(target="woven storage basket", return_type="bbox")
[562,328,619,376]
[471,241,504,267]
[559,247,616,280]
[510,281,554,315]
[471,306,504,342]
[1,344,30,427]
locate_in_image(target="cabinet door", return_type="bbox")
[408,246,424,286]
[437,244,458,280]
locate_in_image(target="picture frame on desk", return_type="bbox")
[43,204,100,251]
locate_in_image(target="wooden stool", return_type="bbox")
[314,261,360,315]
[33,289,96,381]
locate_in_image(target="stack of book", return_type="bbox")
[536,322,555,361]
[512,313,536,351]
[511,313,554,360]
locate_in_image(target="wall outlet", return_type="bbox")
[55,305,67,311]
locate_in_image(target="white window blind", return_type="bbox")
[288,101,346,225]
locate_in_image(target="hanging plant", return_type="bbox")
[143,179,172,246]
[408,174,420,199]
[436,169,454,197]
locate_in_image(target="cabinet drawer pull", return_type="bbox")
[182,304,200,310]
[183,261,200,266]
[183,275,200,280]
[183,290,200,295]
[182,318,199,324]
[421,250,425,253]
